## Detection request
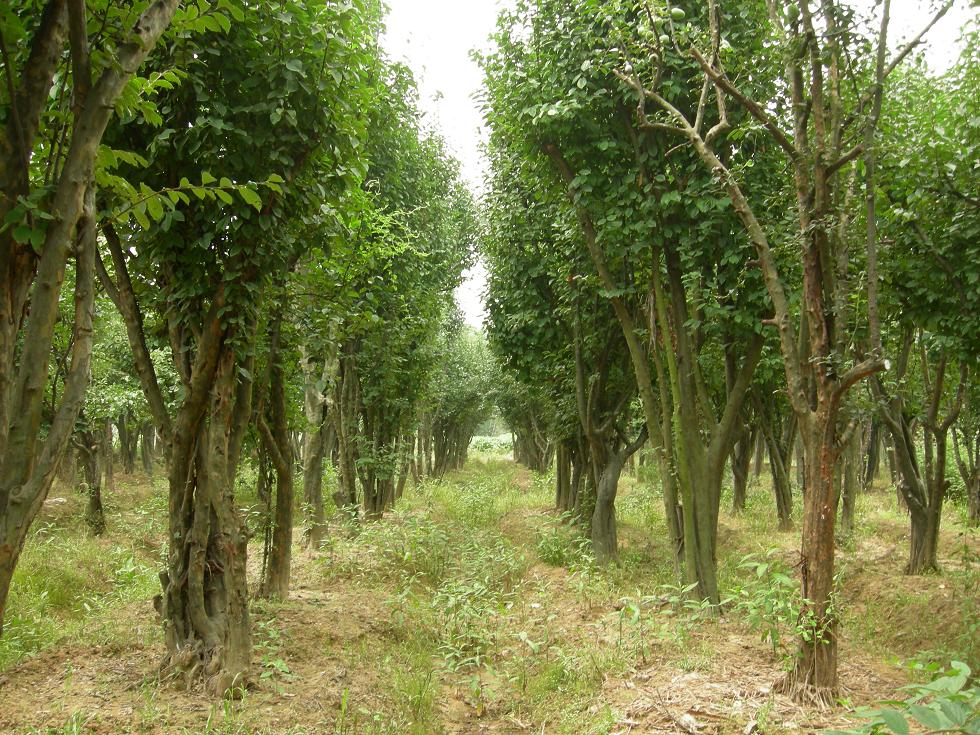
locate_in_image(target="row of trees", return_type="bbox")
[479,0,978,704]
[0,0,496,695]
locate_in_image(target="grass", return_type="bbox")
[0,475,164,671]
[1,445,977,734]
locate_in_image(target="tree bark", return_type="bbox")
[838,428,860,541]
[952,427,979,526]
[157,340,253,695]
[730,423,755,513]
[76,422,106,536]
[140,422,155,476]
[258,294,293,599]
[0,184,96,634]
[591,427,647,563]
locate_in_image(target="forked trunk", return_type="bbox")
[592,427,648,564]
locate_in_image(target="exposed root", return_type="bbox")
[774,670,838,708]
[159,640,248,697]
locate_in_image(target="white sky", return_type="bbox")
[381,0,977,329]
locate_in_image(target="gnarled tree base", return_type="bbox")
[775,638,839,707]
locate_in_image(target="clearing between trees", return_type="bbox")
[0,449,975,735]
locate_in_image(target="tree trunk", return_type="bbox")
[76,427,105,536]
[301,421,329,549]
[754,398,795,533]
[730,424,754,513]
[794,436,805,496]
[753,428,765,479]
[102,418,115,493]
[952,428,978,526]
[591,452,624,563]
[0,0,177,636]
[140,422,155,476]
[157,345,252,695]
[332,346,360,514]
[838,429,859,542]
[555,442,571,512]
[395,434,411,500]
[781,410,840,701]
[862,419,880,492]
[259,301,293,600]
[969,476,980,527]
[117,411,136,474]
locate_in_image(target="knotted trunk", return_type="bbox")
[157,346,252,695]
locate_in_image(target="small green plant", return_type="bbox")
[536,522,593,570]
[433,576,499,669]
[825,661,980,735]
[253,618,295,692]
[26,711,91,735]
[731,555,801,657]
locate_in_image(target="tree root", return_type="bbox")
[774,670,838,708]
[159,640,248,697]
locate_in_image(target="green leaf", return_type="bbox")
[146,195,164,221]
[879,710,909,735]
[907,704,944,730]
[239,187,262,211]
[201,171,217,185]
[12,223,31,244]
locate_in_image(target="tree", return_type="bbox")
[481,0,770,597]
[482,146,643,562]
[872,34,979,571]
[96,0,380,691]
[422,312,497,478]
[609,0,953,701]
[0,0,179,635]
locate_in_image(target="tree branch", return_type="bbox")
[690,47,798,160]
[833,357,886,405]
[101,222,173,441]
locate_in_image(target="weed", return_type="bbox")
[730,554,802,658]
[254,617,295,692]
[825,660,980,735]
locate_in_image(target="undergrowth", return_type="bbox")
[3,447,977,735]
